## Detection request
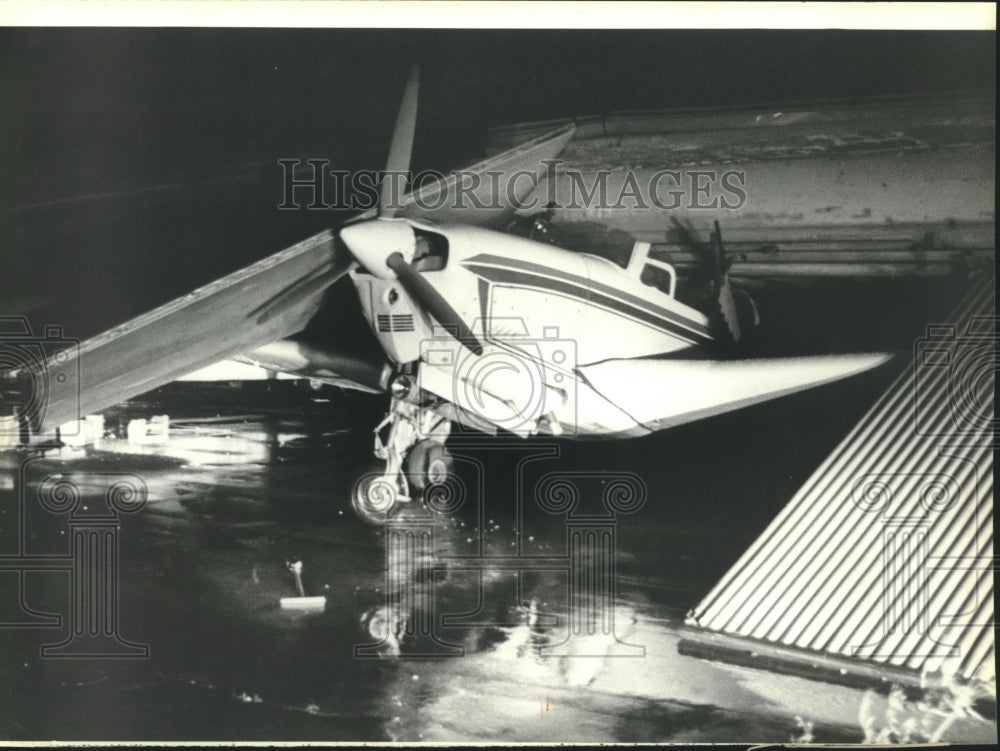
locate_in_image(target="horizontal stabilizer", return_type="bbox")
[579,353,893,431]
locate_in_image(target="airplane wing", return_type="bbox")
[12,229,355,442]
[577,353,892,432]
[349,124,576,230]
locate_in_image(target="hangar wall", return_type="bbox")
[491,95,995,280]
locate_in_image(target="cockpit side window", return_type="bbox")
[640,262,676,297]
[412,229,449,272]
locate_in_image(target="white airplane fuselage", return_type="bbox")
[348,219,715,438]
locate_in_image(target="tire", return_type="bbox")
[405,440,454,493]
[351,474,401,526]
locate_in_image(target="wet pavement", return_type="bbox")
[1,378,995,743]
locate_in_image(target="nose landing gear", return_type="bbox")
[351,396,453,525]
[405,439,455,492]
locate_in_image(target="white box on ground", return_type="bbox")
[84,414,104,445]
[148,415,169,442]
[58,415,105,448]
[0,415,19,448]
[126,418,147,444]
[127,415,170,445]
[60,420,87,448]
[280,596,327,611]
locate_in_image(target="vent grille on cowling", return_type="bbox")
[377,314,415,333]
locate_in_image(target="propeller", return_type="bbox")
[380,65,420,217]
[671,216,755,347]
[338,65,484,356]
[386,252,483,355]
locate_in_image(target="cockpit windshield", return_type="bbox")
[412,228,448,271]
[521,218,638,269]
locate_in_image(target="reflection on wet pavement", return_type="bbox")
[0,383,993,742]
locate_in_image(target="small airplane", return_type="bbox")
[2,66,889,524]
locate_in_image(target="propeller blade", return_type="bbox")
[385,251,483,356]
[380,65,420,217]
[715,275,742,344]
[671,216,716,278]
[711,220,735,275]
[671,216,744,345]
[711,221,742,343]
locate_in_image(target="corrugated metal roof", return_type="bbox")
[686,276,995,689]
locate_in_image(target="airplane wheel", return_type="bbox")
[351,474,401,526]
[405,440,453,493]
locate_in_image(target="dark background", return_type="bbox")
[1,29,995,339]
[0,30,994,741]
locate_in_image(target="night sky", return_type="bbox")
[1,28,995,338]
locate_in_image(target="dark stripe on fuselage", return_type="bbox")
[463,253,714,346]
